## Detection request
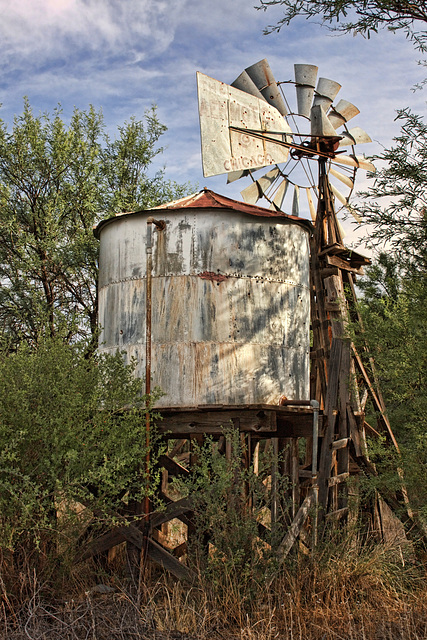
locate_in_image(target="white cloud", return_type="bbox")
[0,0,186,68]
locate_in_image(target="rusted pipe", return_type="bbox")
[310,399,320,548]
[279,397,312,406]
[144,217,165,521]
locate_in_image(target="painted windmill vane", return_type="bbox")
[197,59,374,230]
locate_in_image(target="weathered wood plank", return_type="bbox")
[172,541,188,558]
[159,455,189,478]
[318,338,342,510]
[328,472,350,487]
[168,439,187,458]
[150,497,193,529]
[76,526,129,562]
[81,520,195,583]
[146,538,194,582]
[325,254,365,276]
[331,437,350,451]
[337,340,350,509]
[157,408,276,434]
[347,406,362,457]
[324,275,346,338]
[267,492,315,586]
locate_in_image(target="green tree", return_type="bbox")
[0,100,192,347]
[357,109,427,275]
[0,338,163,584]
[356,256,427,522]
[258,0,427,52]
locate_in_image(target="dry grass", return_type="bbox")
[1,537,426,640]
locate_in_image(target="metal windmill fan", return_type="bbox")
[196,59,374,235]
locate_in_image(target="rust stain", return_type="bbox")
[198,271,228,283]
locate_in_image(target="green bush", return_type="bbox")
[0,338,162,588]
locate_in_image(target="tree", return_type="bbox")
[0,337,164,590]
[0,100,193,348]
[356,109,427,275]
[258,0,427,52]
[356,256,427,522]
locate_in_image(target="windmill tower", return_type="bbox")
[196,59,415,537]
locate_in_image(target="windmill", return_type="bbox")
[197,59,374,237]
[197,60,422,541]
[73,61,423,583]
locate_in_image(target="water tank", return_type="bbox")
[95,190,311,407]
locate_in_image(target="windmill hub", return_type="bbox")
[290,135,342,161]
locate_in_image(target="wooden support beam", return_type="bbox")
[331,437,350,451]
[347,406,363,457]
[172,542,188,558]
[159,455,189,478]
[147,538,194,583]
[325,254,365,276]
[328,472,350,487]
[76,526,132,563]
[352,344,400,450]
[150,497,193,529]
[266,492,315,586]
[157,406,277,434]
[318,338,342,511]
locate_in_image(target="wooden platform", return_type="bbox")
[156,403,323,438]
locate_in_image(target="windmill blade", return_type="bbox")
[338,127,372,147]
[311,104,338,138]
[306,187,317,222]
[330,183,348,207]
[328,99,360,129]
[232,70,265,100]
[227,169,250,183]
[294,64,318,118]
[197,72,291,178]
[240,167,281,204]
[292,184,300,216]
[330,183,362,222]
[313,77,341,112]
[337,218,346,240]
[241,181,262,204]
[329,167,354,189]
[245,59,288,116]
[269,177,289,210]
[332,154,375,173]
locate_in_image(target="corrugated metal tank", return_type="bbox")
[96,191,311,407]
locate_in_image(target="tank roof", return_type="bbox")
[149,188,310,222]
[94,188,313,238]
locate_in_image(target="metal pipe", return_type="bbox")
[310,399,320,548]
[144,217,166,521]
[310,399,319,476]
[279,398,312,406]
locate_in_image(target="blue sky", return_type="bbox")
[0,0,425,248]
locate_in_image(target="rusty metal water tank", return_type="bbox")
[95,189,311,407]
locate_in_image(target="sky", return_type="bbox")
[0,0,425,251]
